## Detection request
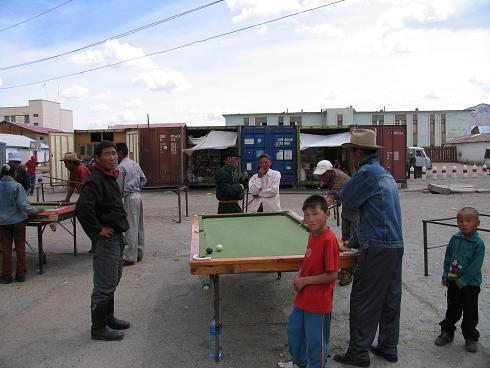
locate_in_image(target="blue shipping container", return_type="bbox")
[241,126,297,185]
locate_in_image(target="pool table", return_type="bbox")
[27,202,77,274]
[189,211,358,361]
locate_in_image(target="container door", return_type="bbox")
[270,126,297,185]
[125,130,139,163]
[48,132,74,185]
[241,126,266,174]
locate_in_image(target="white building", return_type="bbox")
[446,133,490,164]
[0,99,73,132]
[223,107,473,147]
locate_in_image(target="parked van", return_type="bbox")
[484,148,490,170]
[407,147,432,177]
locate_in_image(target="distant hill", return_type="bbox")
[466,103,490,126]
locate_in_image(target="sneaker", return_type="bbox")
[434,331,453,346]
[277,361,304,368]
[465,339,478,353]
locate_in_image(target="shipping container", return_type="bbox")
[48,132,74,184]
[240,126,297,186]
[352,125,407,186]
[185,126,239,186]
[139,124,186,186]
[74,129,128,162]
[298,127,350,186]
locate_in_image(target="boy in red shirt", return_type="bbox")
[278,195,340,368]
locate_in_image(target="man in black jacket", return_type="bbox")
[7,152,30,194]
[215,147,248,214]
[76,141,130,341]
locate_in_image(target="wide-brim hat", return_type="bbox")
[224,147,240,158]
[342,129,383,149]
[60,152,81,162]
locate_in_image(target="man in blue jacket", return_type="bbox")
[334,129,404,367]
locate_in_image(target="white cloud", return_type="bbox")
[125,98,142,109]
[93,91,113,100]
[109,110,137,124]
[70,40,157,70]
[132,70,189,92]
[226,0,301,22]
[470,76,490,93]
[61,85,89,100]
[296,23,342,36]
[0,77,3,86]
[90,103,110,112]
[424,91,439,100]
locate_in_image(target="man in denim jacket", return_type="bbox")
[334,129,404,367]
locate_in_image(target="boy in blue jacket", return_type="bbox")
[435,207,485,353]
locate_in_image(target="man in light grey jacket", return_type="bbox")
[116,143,147,266]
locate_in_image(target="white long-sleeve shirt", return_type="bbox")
[247,168,281,212]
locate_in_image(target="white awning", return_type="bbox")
[300,132,351,150]
[184,130,237,155]
[0,133,49,149]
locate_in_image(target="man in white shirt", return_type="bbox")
[247,154,281,213]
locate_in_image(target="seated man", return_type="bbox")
[247,153,281,212]
[215,147,248,214]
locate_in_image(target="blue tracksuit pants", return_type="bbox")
[287,306,331,368]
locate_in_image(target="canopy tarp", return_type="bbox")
[184,130,237,155]
[300,132,351,150]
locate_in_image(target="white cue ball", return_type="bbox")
[216,244,223,251]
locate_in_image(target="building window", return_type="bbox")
[91,132,102,142]
[255,117,267,126]
[395,114,406,125]
[278,116,284,126]
[290,115,302,126]
[4,116,9,122]
[413,114,418,146]
[337,114,343,127]
[429,113,435,146]
[441,113,446,145]
[40,136,44,141]
[33,113,39,117]
[372,114,384,125]
[10,115,16,122]
[244,117,249,126]
[34,122,39,126]
[24,115,29,124]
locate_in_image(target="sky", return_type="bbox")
[0,0,489,129]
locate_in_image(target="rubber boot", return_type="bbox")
[107,297,130,330]
[91,303,124,341]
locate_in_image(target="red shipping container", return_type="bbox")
[139,124,186,186]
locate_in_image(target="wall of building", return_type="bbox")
[456,142,488,163]
[0,106,30,124]
[0,121,49,142]
[60,109,74,132]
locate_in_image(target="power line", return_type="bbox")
[0,0,225,71]
[0,0,74,33]
[0,0,346,90]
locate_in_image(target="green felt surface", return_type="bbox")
[31,205,62,210]
[198,212,309,258]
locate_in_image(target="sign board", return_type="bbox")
[30,141,42,150]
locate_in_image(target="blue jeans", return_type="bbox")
[288,306,331,368]
[28,174,36,195]
[91,234,124,305]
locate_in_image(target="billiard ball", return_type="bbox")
[216,244,223,251]
[206,247,213,255]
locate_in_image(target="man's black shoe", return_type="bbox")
[370,346,398,363]
[333,353,370,367]
[123,260,135,266]
[108,317,130,330]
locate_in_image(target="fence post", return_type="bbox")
[423,221,429,276]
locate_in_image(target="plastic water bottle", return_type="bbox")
[208,318,223,359]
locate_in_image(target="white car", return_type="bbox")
[408,147,432,170]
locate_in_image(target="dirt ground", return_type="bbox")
[1,172,489,368]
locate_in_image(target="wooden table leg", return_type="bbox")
[37,225,44,274]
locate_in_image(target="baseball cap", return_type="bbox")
[313,160,333,175]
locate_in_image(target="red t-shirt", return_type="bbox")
[69,164,91,193]
[293,228,340,314]
[25,160,38,174]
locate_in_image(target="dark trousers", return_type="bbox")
[218,203,242,214]
[347,247,404,361]
[91,234,124,305]
[440,281,480,341]
[0,221,27,277]
[28,174,36,195]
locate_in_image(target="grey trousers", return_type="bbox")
[123,192,144,263]
[347,246,404,361]
[91,234,124,305]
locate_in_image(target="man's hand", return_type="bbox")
[326,197,334,207]
[241,171,249,179]
[99,227,114,238]
[293,276,307,293]
[342,240,351,249]
[257,168,267,178]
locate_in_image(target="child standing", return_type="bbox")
[0,164,38,283]
[435,207,485,352]
[278,195,340,368]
